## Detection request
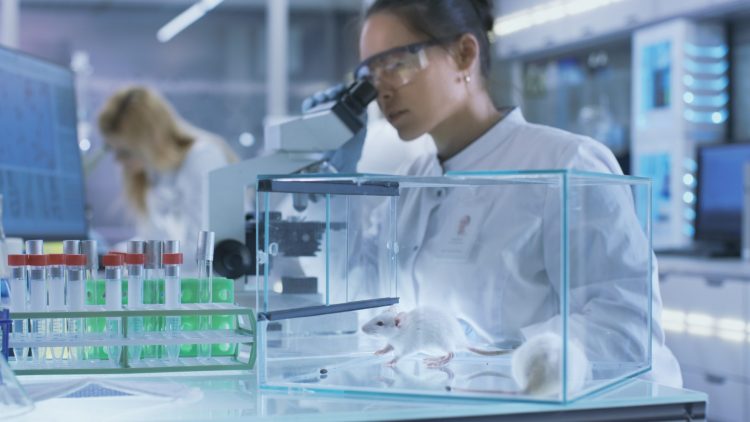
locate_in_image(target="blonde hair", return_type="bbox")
[98,86,238,214]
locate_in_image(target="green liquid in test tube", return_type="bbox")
[196,231,215,361]
[144,241,164,359]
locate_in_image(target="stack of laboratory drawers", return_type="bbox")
[659,260,750,422]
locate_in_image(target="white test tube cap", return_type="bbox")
[165,240,180,254]
[196,231,215,261]
[145,240,164,270]
[81,240,98,270]
[63,240,81,255]
[127,240,147,254]
[25,239,44,255]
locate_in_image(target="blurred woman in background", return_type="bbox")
[98,86,237,264]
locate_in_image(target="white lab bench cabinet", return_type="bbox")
[659,257,750,422]
[254,171,654,403]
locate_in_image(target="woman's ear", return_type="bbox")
[451,33,480,74]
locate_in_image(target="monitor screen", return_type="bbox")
[0,46,87,240]
[695,143,750,244]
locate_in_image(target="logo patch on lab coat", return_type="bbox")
[434,209,482,261]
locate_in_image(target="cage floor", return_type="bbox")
[261,334,646,402]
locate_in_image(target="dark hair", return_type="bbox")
[365,0,495,77]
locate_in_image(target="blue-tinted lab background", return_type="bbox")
[0,46,87,239]
[696,144,750,242]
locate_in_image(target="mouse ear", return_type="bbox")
[395,312,406,328]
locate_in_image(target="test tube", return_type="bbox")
[163,241,179,359]
[163,252,182,363]
[62,240,80,256]
[81,240,99,358]
[103,254,123,366]
[25,240,43,255]
[165,240,180,254]
[144,240,163,358]
[7,255,28,362]
[144,240,163,296]
[27,254,47,362]
[46,254,66,361]
[81,240,99,306]
[65,254,86,361]
[196,231,214,360]
[125,252,145,363]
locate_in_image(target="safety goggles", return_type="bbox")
[354,39,448,89]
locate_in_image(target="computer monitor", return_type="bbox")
[695,143,750,253]
[0,46,87,240]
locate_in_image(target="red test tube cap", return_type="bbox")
[8,254,27,266]
[125,253,145,265]
[47,254,65,265]
[163,253,183,265]
[27,254,47,267]
[102,254,124,267]
[64,254,87,266]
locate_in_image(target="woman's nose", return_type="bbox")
[378,85,393,102]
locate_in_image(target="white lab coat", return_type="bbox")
[136,138,230,271]
[356,108,682,388]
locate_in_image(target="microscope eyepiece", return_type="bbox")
[342,79,377,115]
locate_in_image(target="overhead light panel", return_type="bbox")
[157,0,225,43]
[494,0,626,37]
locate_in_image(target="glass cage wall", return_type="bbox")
[255,171,652,403]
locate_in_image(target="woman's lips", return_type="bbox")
[387,110,408,124]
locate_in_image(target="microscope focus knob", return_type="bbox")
[213,239,254,279]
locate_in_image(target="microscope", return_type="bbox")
[207,79,377,280]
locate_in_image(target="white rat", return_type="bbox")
[363,307,590,397]
[509,332,590,396]
[447,332,590,397]
[361,306,512,367]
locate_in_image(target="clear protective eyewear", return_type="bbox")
[354,39,446,89]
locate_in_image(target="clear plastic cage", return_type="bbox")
[255,171,652,403]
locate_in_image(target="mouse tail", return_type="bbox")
[467,346,513,356]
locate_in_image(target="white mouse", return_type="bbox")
[361,306,511,367]
[510,332,590,396]
[440,332,590,397]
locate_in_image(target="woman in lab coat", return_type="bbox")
[98,86,237,264]
[353,0,682,387]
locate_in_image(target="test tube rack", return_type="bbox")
[3,304,256,375]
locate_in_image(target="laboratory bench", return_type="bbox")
[658,255,750,422]
[12,371,705,421]
[658,255,750,282]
